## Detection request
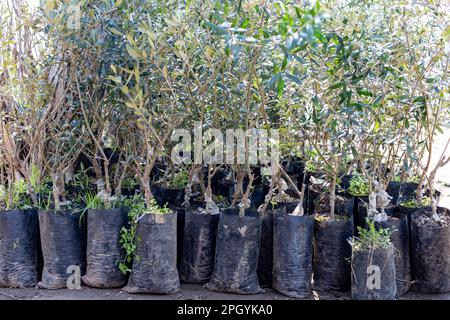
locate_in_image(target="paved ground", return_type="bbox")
[1,284,450,300]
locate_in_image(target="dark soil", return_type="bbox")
[414,211,450,227]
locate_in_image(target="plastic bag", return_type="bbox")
[376,211,411,295]
[151,185,185,208]
[411,207,450,293]
[0,209,39,288]
[82,208,128,288]
[257,206,286,287]
[124,211,180,294]
[273,213,314,298]
[314,217,353,291]
[351,246,397,300]
[179,207,220,283]
[38,210,85,289]
[176,208,185,268]
[206,208,262,294]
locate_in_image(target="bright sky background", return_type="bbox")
[29,0,39,7]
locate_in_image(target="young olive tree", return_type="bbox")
[342,0,450,220]
[0,0,50,207]
[208,1,272,216]
[67,0,136,203]
[108,1,191,208]
[395,1,450,220]
[167,1,232,212]
[274,2,354,219]
[205,1,312,216]
[320,0,450,222]
[36,2,90,210]
[322,0,414,221]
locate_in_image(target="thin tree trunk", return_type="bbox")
[51,174,60,210]
[142,177,153,209]
[329,169,337,220]
[103,159,111,196]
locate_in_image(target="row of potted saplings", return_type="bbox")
[0,168,449,299]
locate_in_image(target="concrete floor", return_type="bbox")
[1,284,450,300]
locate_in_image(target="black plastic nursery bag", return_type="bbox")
[376,212,411,296]
[273,212,314,298]
[257,206,286,288]
[180,207,220,283]
[351,246,397,300]
[0,209,39,288]
[82,208,128,288]
[151,185,185,208]
[206,208,262,294]
[313,216,353,291]
[124,211,180,294]
[410,207,450,293]
[38,210,85,289]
